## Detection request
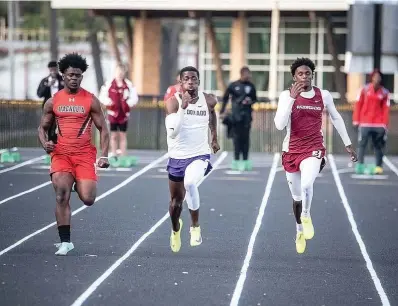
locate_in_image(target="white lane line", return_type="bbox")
[0,181,52,206]
[0,155,46,174]
[328,154,391,306]
[230,153,280,306]
[337,167,354,174]
[0,153,169,257]
[383,156,398,177]
[70,151,228,306]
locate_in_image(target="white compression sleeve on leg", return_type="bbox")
[299,157,322,217]
[184,159,208,211]
[285,171,302,201]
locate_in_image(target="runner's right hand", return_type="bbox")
[97,157,110,168]
[289,82,305,99]
[181,91,192,109]
[44,140,55,153]
[345,145,358,162]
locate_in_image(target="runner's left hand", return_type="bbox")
[211,140,220,154]
[97,157,110,168]
[345,145,358,162]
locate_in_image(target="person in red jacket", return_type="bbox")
[352,69,390,174]
[164,72,181,101]
[99,64,138,157]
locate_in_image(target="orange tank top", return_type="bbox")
[53,88,94,154]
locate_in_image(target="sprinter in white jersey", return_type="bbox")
[165,66,220,253]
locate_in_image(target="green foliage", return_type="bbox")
[11,2,108,31]
[0,3,7,18]
[18,1,48,28]
[3,1,132,35]
[58,9,104,31]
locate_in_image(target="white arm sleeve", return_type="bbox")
[125,79,139,107]
[274,90,295,130]
[98,81,113,106]
[322,90,352,146]
[165,106,184,139]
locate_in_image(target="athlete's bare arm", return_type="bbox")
[90,95,110,158]
[204,93,218,140]
[204,93,220,154]
[38,98,55,152]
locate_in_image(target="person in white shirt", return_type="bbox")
[165,66,220,253]
[274,57,357,254]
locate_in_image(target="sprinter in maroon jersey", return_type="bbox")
[274,57,357,254]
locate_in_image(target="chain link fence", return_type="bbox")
[1,97,397,155]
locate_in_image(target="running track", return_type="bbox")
[0,148,397,306]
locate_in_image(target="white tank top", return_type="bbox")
[167,91,211,159]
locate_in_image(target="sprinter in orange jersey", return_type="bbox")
[38,53,110,256]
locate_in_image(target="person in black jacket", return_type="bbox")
[37,61,64,143]
[37,61,64,106]
[220,66,257,171]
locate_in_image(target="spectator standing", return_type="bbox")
[99,64,139,157]
[352,69,390,174]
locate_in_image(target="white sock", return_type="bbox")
[296,223,303,232]
[301,210,310,218]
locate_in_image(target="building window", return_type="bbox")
[247,59,269,66]
[324,33,346,55]
[248,20,270,28]
[377,74,394,94]
[284,33,312,54]
[205,31,231,54]
[246,18,272,97]
[210,70,231,92]
[284,20,312,29]
[198,16,371,101]
[251,71,269,92]
[212,20,232,28]
[281,71,294,92]
[323,72,338,93]
[248,32,270,54]
[204,57,230,66]
[200,18,233,94]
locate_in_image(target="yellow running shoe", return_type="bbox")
[296,232,306,254]
[374,166,383,175]
[301,216,314,240]
[190,226,202,247]
[170,219,183,253]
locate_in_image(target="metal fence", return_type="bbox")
[1,97,397,155]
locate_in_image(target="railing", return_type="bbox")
[1,97,398,155]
